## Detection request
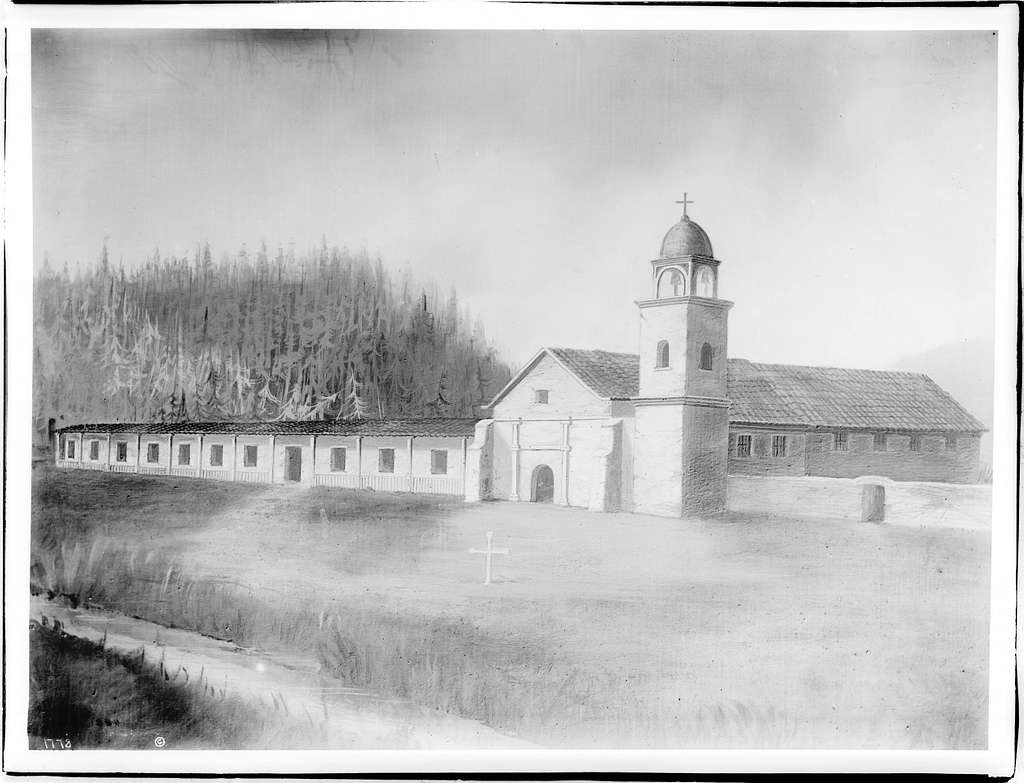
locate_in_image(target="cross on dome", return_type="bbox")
[675,192,694,219]
[660,194,713,258]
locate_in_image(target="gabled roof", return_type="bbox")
[547,348,640,400]
[56,419,478,438]
[492,347,984,433]
[726,359,985,432]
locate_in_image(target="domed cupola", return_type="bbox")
[650,194,721,300]
[660,215,713,259]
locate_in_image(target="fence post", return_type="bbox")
[861,483,885,522]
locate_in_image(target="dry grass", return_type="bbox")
[31,464,992,749]
[29,615,325,750]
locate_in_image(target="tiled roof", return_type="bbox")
[543,348,985,433]
[56,418,478,437]
[726,359,985,432]
[58,355,986,437]
[548,348,640,399]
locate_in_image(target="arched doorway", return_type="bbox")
[531,465,555,503]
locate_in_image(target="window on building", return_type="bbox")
[330,447,347,472]
[656,340,670,368]
[696,266,714,297]
[658,268,686,298]
[431,449,448,475]
[378,448,395,473]
[535,389,549,404]
[116,441,128,462]
[147,443,160,463]
[909,435,922,452]
[66,440,76,459]
[243,445,258,467]
[736,434,752,458]
[178,443,191,466]
[873,433,887,451]
[835,432,849,452]
[771,435,787,457]
[90,440,100,461]
[210,444,224,467]
[945,435,958,449]
[699,342,713,371]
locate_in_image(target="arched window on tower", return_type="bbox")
[696,266,714,297]
[657,268,686,298]
[656,340,670,368]
[699,342,713,370]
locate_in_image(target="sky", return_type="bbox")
[32,29,998,371]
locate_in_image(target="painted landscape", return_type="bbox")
[25,27,999,759]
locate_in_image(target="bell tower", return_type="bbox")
[633,195,733,516]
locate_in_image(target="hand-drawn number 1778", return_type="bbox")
[42,738,72,750]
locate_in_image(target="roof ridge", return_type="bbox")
[739,359,929,377]
[547,346,639,357]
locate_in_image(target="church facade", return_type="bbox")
[465,205,984,516]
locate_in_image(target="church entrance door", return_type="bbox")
[531,465,554,503]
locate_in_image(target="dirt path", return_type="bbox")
[31,597,535,750]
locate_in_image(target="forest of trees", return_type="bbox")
[33,241,512,440]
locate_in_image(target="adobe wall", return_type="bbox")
[636,299,729,399]
[493,353,610,419]
[615,409,636,513]
[803,431,981,484]
[680,403,730,514]
[464,420,494,502]
[728,427,983,484]
[684,302,729,399]
[487,417,607,507]
[727,475,991,529]
[587,418,623,512]
[566,419,605,507]
[489,420,516,500]
[728,428,807,476]
[633,405,683,517]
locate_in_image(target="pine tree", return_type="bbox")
[344,371,369,420]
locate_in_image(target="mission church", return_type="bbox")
[462,198,983,517]
[56,200,983,517]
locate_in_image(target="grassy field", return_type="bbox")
[29,615,318,749]
[31,463,991,749]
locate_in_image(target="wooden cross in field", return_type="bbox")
[469,531,509,585]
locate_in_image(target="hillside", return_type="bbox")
[33,243,512,442]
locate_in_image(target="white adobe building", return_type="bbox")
[56,419,476,495]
